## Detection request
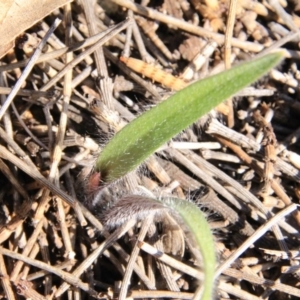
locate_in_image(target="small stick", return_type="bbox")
[119,216,154,300]
[11,102,48,150]
[138,241,203,280]
[181,41,217,81]
[276,157,300,182]
[223,266,300,298]
[168,141,222,150]
[223,0,237,128]
[81,0,108,77]
[21,243,40,279]
[26,260,76,281]
[267,0,298,32]
[0,20,130,73]
[200,149,241,163]
[110,0,263,52]
[0,144,94,227]
[0,247,99,298]
[0,87,54,98]
[40,20,130,91]
[146,155,171,185]
[82,0,114,109]
[120,56,187,90]
[105,48,162,99]
[136,16,174,61]
[54,219,136,297]
[128,290,194,299]
[181,149,299,237]
[154,238,180,291]
[254,110,277,188]
[166,148,242,210]
[10,220,44,282]
[218,280,261,300]
[132,18,152,62]
[215,203,297,278]
[15,279,46,300]
[256,30,300,58]
[215,135,300,227]
[206,118,260,151]
[56,197,75,260]
[0,254,15,300]
[123,14,134,58]
[0,158,28,199]
[36,2,74,225]
[38,231,52,295]
[0,18,62,120]
[0,72,14,144]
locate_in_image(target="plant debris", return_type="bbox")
[0,0,300,299]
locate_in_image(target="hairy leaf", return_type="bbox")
[162,197,216,300]
[96,52,283,182]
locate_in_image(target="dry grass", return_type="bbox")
[0,0,300,299]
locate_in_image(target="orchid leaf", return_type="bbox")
[96,52,283,182]
[162,197,216,300]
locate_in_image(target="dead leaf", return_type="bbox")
[179,36,205,61]
[0,0,14,23]
[0,40,14,59]
[0,0,71,58]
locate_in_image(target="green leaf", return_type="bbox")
[162,197,216,300]
[96,52,283,182]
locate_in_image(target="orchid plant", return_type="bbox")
[93,52,283,300]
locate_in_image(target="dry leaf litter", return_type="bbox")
[0,0,300,299]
